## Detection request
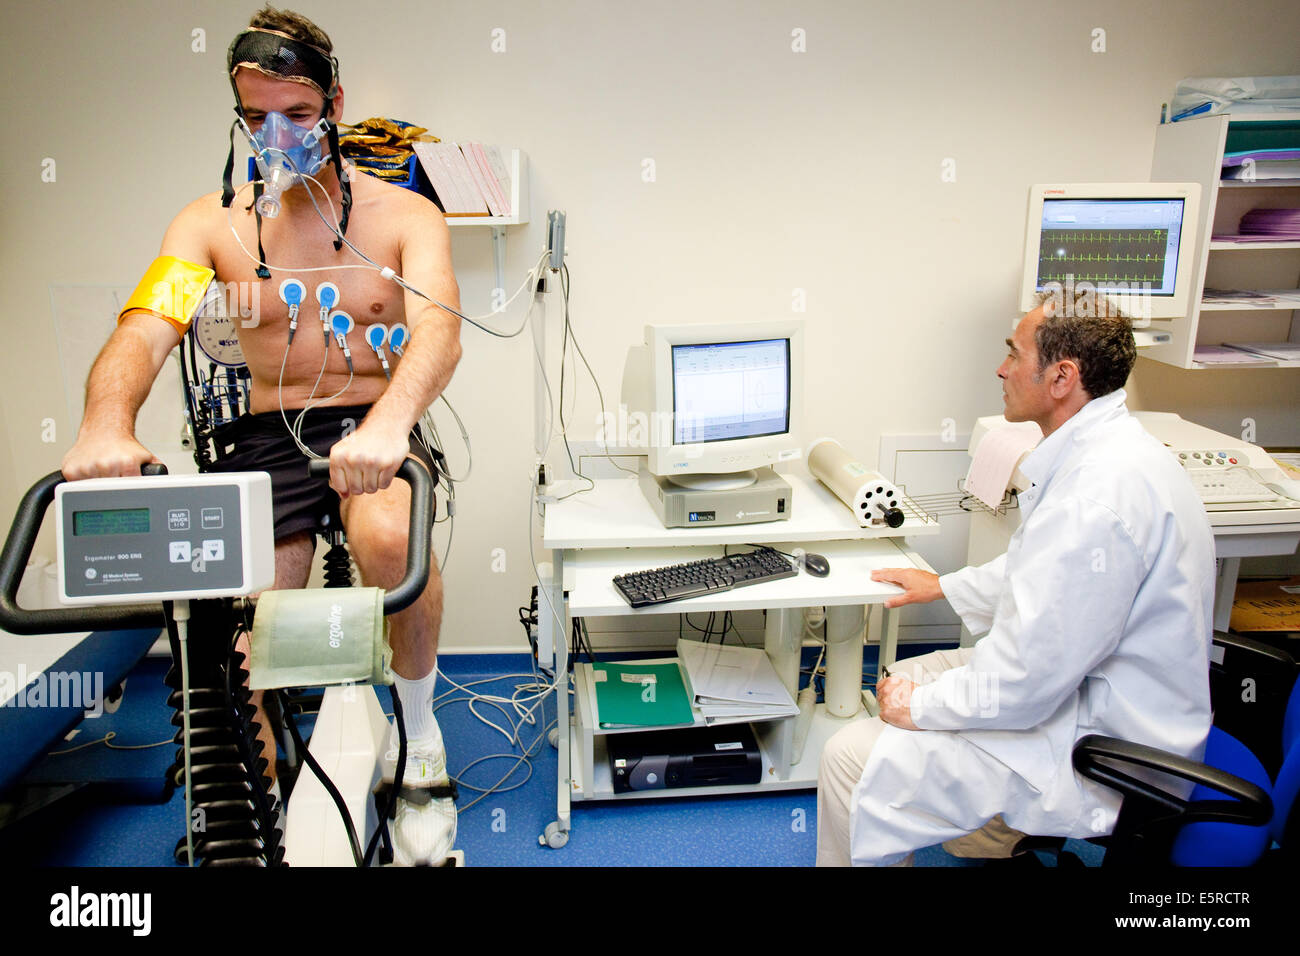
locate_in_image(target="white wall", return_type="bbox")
[3,0,1299,651]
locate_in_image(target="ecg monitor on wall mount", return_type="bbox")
[1019,183,1202,326]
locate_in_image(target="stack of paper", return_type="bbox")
[1222,149,1300,181]
[963,422,1043,509]
[676,639,798,725]
[1202,288,1280,303]
[1223,341,1300,362]
[1236,208,1300,240]
[1192,345,1279,366]
[1200,289,1300,307]
[412,142,512,216]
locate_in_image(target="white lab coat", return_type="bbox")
[849,389,1216,864]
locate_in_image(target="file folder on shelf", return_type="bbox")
[591,660,695,729]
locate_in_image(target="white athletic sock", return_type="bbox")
[392,664,439,744]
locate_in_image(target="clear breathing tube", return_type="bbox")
[258,162,295,219]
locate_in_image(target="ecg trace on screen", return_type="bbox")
[1037,228,1169,286]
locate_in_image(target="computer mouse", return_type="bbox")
[803,553,830,577]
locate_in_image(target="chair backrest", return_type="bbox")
[1271,678,1300,848]
[1209,631,1297,778]
[1169,726,1274,866]
[1284,675,1300,758]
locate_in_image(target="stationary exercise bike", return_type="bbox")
[0,453,442,866]
[0,311,455,865]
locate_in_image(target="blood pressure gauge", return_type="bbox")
[192,313,247,367]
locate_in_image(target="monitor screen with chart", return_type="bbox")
[670,338,791,445]
[621,319,804,482]
[1019,183,1202,324]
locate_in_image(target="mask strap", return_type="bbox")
[251,182,272,280]
[222,109,269,277]
[325,114,351,250]
[221,119,238,209]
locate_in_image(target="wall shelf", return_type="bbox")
[1209,240,1300,250]
[1191,359,1300,370]
[442,148,530,293]
[1146,115,1300,369]
[1219,179,1300,189]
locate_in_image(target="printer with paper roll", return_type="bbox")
[965,412,1300,515]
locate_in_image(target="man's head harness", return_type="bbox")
[221,27,351,277]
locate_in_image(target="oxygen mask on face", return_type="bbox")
[239,111,331,218]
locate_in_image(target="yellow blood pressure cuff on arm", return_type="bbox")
[117,256,216,336]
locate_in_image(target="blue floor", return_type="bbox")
[0,647,1102,867]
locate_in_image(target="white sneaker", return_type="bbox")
[381,722,457,866]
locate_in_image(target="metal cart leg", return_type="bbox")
[823,604,866,717]
[1214,557,1240,633]
[538,550,571,849]
[879,604,901,672]
[759,606,802,779]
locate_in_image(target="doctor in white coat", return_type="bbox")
[816,294,1216,866]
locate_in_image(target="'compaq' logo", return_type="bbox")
[49,886,151,936]
[328,604,344,648]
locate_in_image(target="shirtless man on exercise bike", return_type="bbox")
[61,5,461,865]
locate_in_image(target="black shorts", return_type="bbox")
[207,403,439,541]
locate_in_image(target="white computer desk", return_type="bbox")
[536,472,940,847]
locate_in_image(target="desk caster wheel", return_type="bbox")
[539,821,568,848]
[548,727,560,749]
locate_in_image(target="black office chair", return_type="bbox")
[984,632,1296,868]
[1069,634,1299,867]
[1208,630,1298,779]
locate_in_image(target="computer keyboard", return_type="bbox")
[613,547,797,608]
[1186,467,1279,505]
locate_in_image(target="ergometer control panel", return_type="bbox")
[56,473,274,605]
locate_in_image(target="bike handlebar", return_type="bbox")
[0,460,433,634]
[306,458,433,616]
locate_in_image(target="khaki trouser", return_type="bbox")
[815,647,1027,866]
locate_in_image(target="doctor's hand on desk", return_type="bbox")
[871,568,943,609]
[877,675,920,731]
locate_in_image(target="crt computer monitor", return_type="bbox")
[1019,183,1202,326]
[621,320,804,489]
